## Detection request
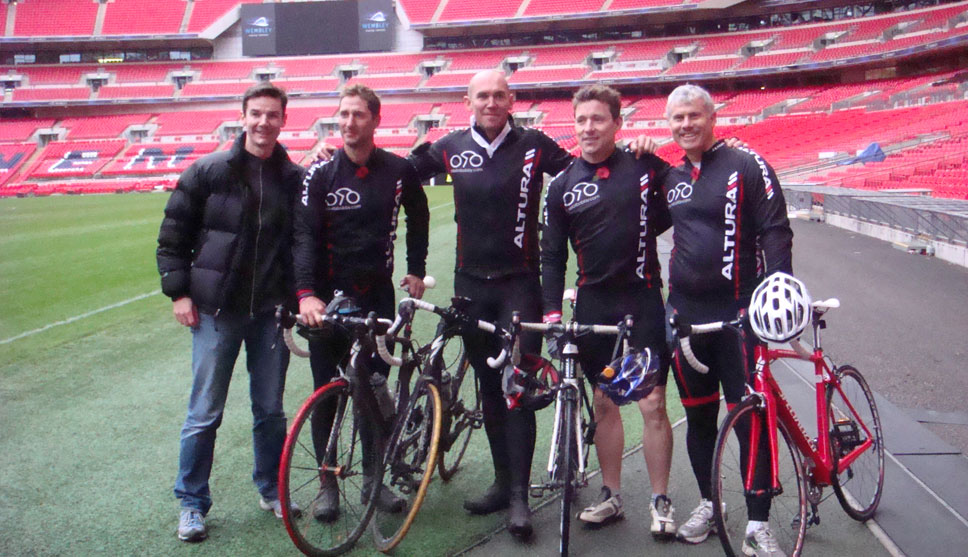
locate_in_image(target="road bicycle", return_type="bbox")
[672,294,885,556]
[493,292,633,557]
[276,300,442,557]
[368,295,500,550]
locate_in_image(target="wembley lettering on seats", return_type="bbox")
[513,148,536,248]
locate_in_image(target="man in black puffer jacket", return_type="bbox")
[156,83,303,543]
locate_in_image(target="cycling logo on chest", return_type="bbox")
[326,187,361,211]
[666,181,694,207]
[562,181,600,212]
[448,150,484,174]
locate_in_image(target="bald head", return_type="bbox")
[464,70,514,140]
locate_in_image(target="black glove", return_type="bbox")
[544,330,565,360]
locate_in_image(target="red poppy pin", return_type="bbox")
[595,166,610,180]
[356,167,369,179]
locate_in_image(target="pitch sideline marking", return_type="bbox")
[0,290,162,345]
[1,201,458,346]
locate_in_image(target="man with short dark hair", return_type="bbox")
[663,84,793,557]
[295,84,429,520]
[158,82,304,542]
[541,84,677,538]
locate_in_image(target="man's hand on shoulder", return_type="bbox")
[723,136,747,149]
[173,296,199,328]
[312,143,337,162]
[627,135,659,159]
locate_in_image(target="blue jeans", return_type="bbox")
[174,310,290,515]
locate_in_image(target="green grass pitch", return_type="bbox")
[0,189,683,556]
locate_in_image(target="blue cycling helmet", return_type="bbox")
[598,348,659,406]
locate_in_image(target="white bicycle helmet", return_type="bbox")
[748,272,811,343]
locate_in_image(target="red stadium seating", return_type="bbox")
[0,119,57,143]
[344,74,423,91]
[188,0,262,33]
[664,57,739,75]
[97,85,177,100]
[735,51,810,70]
[508,66,588,84]
[0,144,38,186]
[274,57,342,79]
[4,65,96,86]
[110,63,186,83]
[102,141,220,176]
[528,45,596,66]
[11,87,92,102]
[423,71,480,89]
[614,39,685,61]
[446,49,518,71]
[191,60,263,80]
[696,33,773,57]
[180,81,253,98]
[23,140,126,180]
[359,53,436,74]
[12,0,98,36]
[154,110,240,136]
[609,0,693,9]
[276,78,340,95]
[374,103,435,128]
[438,0,522,22]
[523,0,605,16]
[102,0,184,35]
[59,114,153,140]
[396,0,440,25]
[588,68,664,81]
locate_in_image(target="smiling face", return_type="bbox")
[241,95,286,158]
[338,94,380,150]
[667,98,717,162]
[575,99,621,164]
[465,70,513,140]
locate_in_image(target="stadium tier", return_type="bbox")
[522,0,606,17]
[187,0,263,33]
[101,0,184,35]
[102,141,221,176]
[21,140,126,180]
[12,0,98,37]
[58,114,153,140]
[153,110,240,136]
[0,144,37,186]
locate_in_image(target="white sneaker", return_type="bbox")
[578,486,624,525]
[177,508,207,542]
[260,497,302,519]
[676,499,715,544]
[650,495,676,539]
[742,525,787,557]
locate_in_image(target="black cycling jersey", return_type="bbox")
[294,148,429,296]
[663,140,793,322]
[410,121,572,279]
[541,148,671,315]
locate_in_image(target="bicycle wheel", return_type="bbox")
[435,337,479,481]
[712,396,807,557]
[826,364,885,521]
[554,394,578,557]
[371,382,442,552]
[280,380,374,557]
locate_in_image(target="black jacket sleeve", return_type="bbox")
[409,140,447,181]
[540,175,570,315]
[536,129,574,177]
[292,160,329,295]
[156,162,206,300]
[401,163,429,278]
[650,160,673,236]
[746,154,793,275]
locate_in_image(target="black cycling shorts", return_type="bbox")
[574,283,670,386]
[669,315,757,408]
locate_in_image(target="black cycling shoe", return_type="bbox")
[507,493,533,540]
[362,480,406,514]
[463,482,511,515]
[311,484,339,522]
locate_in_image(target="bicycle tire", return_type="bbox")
[371,382,443,552]
[436,340,479,481]
[556,395,578,557]
[279,380,374,557]
[712,396,807,557]
[827,364,885,521]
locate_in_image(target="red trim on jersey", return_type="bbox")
[681,392,721,407]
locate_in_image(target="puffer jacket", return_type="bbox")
[156,133,303,315]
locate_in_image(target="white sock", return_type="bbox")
[746,520,768,535]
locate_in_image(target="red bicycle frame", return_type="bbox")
[742,341,876,495]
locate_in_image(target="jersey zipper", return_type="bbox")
[250,161,264,318]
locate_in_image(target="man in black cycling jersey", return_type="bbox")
[408,70,573,539]
[541,84,678,538]
[662,84,793,557]
[294,84,430,521]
